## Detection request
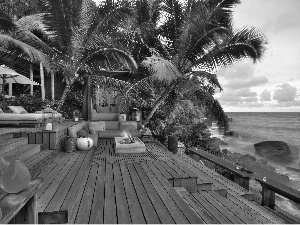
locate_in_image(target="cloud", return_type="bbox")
[273,83,297,102]
[236,88,258,97]
[227,76,269,89]
[260,89,271,101]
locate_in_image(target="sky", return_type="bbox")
[214,0,300,112]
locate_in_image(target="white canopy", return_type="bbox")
[0,65,40,85]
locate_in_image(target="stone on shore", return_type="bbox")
[225,131,240,138]
[254,141,291,157]
[238,154,257,164]
[211,137,228,146]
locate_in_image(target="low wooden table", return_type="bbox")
[0,178,43,224]
[114,137,146,154]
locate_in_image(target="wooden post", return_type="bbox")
[40,62,45,101]
[8,82,12,96]
[50,69,55,101]
[30,63,34,95]
[168,135,178,154]
[261,184,276,209]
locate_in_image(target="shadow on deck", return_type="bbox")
[32,139,289,224]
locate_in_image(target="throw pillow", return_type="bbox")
[83,125,90,134]
[88,123,96,134]
[90,121,106,132]
[8,106,28,114]
[21,111,28,114]
[0,108,4,113]
[120,121,137,130]
[78,129,88,137]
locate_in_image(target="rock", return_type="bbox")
[232,152,243,159]
[202,159,216,170]
[238,154,257,164]
[225,131,240,138]
[211,137,228,146]
[221,149,228,155]
[254,141,291,157]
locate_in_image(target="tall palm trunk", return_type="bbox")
[50,69,55,101]
[40,62,45,101]
[143,82,177,126]
[30,63,33,95]
[56,78,75,112]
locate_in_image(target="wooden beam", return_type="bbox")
[30,63,33,95]
[40,62,45,101]
[8,82,12,96]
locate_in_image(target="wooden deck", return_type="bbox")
[32,139,288,224]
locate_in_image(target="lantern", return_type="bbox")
[131,109,142,122]
[76,137,93,151]
[73,110,81,122]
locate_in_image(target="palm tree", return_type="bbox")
[35,0,138,111]
[138,0,266,125]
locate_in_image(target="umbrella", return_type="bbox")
[0,65,40,112]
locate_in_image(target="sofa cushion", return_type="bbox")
[105,121,119,130]
[120,125,134,131]
[68,121,86,137]
[88,122,96,134]
[97,106,110,113]
[90,121,106,132]
[120,121,137,130]
[88,133,98,147]
[91,112,119,121]
[78,129,88,137]
[8,106,27,114]
[82,125,90,134]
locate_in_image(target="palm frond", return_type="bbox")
[82,47,137,72]
[0,8,17,33]
[191,71,222,90]
[0,34,51,70]
[142,56,181,83]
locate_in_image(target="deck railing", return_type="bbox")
[188,148,253,190]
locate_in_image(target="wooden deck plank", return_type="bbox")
[145,161,204,224]
[75,164,99,224]
[67,164,93,224]
[227,192,283,224]
[209,190,260,224]
[127,163,161,224]
[103,163,117,224]
[120,162,146,224]
[140,162,189,224]
[133,163,175,224]
[113,163,132,224]
[191,192,232,224]
[165,160,190,177]
[44,152,89,212]
[175,187,218,224]
[200,191,244,224]
[60,151,93,213]
[89,163,106,224]
[37,153,80,212]
[36,153,70,196]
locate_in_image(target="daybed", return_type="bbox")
[0,106,62,127]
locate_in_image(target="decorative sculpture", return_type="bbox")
[76,137,93,151]
[1,160,31,193]
[0,157,10,177]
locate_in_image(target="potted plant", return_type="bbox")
[118,110,126,121]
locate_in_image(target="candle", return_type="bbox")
[46,122,52,130]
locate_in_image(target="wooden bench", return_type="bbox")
[189,148,253,190]
[255,177,300,209]
[0,178,43,224]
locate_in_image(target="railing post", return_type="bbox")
[261,184,276,209]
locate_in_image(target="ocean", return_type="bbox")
[209,112,300,218]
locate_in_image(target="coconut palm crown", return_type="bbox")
[36,0,138,110]
[125,0,267,126]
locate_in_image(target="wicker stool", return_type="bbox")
[64,136,77,152]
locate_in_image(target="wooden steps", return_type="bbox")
[0,137,28,155]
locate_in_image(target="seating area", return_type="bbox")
[1,126,299,224]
